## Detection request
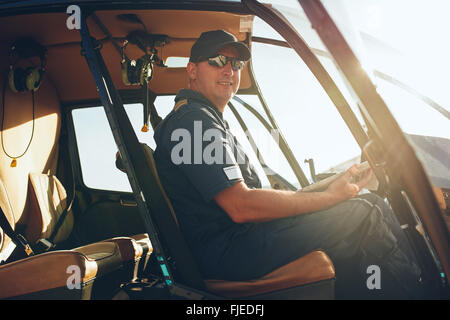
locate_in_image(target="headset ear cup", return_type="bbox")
[122,59,145,86]
[129,60,140,85]
[122,59,140,85]
[8,67,18,93]
[9,67,27,93]
[136,58,146,85]
[121,60,132,86]
[25,68,44,91]
[139,59,152,85]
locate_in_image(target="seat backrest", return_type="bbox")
[141,144,179,228]
[0,72,61,260]
[25,173,74,244]
[141,144,206,288]
[117,143,205,289]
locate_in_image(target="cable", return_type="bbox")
[1,76,35,167]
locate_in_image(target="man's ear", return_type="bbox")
[186,62,197,80]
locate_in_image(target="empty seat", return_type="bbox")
[0,71,150,298]
[25,172,152,282]
[0,241,123,299]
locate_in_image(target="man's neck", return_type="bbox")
[186,89,227,113]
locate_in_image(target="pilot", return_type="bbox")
[153,30,425,299]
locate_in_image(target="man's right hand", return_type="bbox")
[326,164,373,203]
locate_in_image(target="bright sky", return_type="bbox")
[270,0,450,112]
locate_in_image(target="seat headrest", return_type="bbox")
[115,143,154,173]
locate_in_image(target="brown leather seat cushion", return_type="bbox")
[204,250,335,298]
[0,241,122,299]
[104,236,143,262]
[104,233,153,276]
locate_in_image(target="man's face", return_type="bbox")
[187,46,241,111]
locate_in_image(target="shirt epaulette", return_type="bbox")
[173,99,188,111]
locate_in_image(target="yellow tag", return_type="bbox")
[24,245,33,256]
[10,159,17,167]
[141,124,149,132]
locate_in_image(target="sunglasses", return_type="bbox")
[206,55,245,71]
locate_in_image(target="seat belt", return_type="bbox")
[0,206,34,258]
[49,133,75,244]
[47,167,74,245]
[35,124,75,252]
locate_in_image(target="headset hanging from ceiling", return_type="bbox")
[8,37,47,93]
[120,30,169,132]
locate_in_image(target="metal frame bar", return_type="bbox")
[78,9,174,286]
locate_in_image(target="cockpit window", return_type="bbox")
[71,100,173,192]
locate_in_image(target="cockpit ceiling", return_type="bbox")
[0,10,254,102]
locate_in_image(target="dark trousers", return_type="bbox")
[214,193,424,299]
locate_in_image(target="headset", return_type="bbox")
[120,40,154,86]
[8,38,47,93]
[120,31,169,86]
[120,31,169,131]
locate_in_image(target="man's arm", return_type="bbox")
[214,164,373,223]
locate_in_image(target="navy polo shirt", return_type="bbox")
[153,89,261,278]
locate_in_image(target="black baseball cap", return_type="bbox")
[189,30,251,63]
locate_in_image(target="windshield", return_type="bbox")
[263,0,450,186]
